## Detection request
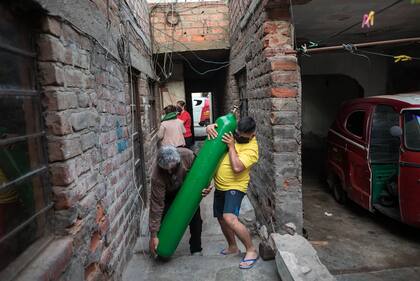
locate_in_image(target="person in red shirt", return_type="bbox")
[176,101,194,148]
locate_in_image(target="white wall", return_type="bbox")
[300,52,388,97]
[162,80,186,107]
[161,62,186,107]
[302,75,363,148]
[300,51,390,149]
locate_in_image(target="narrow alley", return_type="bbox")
[1,0,420,281]
[123,189,278,281]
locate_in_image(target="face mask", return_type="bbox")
[234,131,251,144]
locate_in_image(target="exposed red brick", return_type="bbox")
[99,217,109,235]
[90,232,101,252]
[263,22,278,35]
[96,204,105,224]
[191,35,205,42]
[100,247,112,270]
[85,263,100,281]
[270,57,298,71]
[271,72,299,84]
[271,87,298,98]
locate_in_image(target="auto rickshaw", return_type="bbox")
[326,94,420,227]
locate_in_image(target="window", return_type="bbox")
[148,80,159,132]
[129,68,146,201]
[235,69,248,118]
[0,4,51,273]
[370,105,400,162]
[346,111,365,138]
[404,110,420,151]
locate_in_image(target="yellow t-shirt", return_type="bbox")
[214,137,259,193]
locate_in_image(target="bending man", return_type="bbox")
[149,146,211,256]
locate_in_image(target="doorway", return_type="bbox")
[190,92,213,139]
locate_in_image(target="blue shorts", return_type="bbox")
[213,189,245,218]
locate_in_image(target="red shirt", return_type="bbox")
[177,110,192,138]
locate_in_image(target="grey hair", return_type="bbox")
[157,145,181,170]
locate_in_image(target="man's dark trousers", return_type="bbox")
[163,191,202,254]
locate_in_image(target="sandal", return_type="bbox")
[239,257,259,269]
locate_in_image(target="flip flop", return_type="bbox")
[220,249,240,255]
[239,257,259,269]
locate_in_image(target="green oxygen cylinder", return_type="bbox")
[156,112,237,257]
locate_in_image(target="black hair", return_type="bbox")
[237,116,256,133]
[163,105,177,114]
[177,100,186,107]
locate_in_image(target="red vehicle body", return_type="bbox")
[327,94,420,227]
[199,98,210,126]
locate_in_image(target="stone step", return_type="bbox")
[123,253,279,281]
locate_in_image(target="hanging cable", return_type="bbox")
[176,52,229,75]
[152,25,230,64]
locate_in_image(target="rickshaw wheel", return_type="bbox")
[333,181,347,204]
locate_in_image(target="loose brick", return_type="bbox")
[81,132,97,151]
[43,91,78,111]
[48,137,82,162]
[41,17,62,37]
[263,22,278,35]
[44,111,73,136]
[52,185,79,210]
[70,111,98,131]
[38,62,65,86]
[38,35,65,62]
[55,207,78,229]
[49,160,78,186]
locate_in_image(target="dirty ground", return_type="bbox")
[304,174,420,281]
[123,193,279,281]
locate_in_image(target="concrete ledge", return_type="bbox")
[270,233,336,281]
[15,237,73,281]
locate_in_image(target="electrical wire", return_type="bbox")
[357,48,420,61]
[176,51,229,75]
[152,25,230,64]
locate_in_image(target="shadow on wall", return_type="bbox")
[302,74,364,150]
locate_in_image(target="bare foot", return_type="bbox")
[220,246,240,255]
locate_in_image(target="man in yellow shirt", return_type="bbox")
[206,116,259,269]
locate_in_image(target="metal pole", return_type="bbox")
[286,37,420,55]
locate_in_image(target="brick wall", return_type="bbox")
[9,0,157,280]
[150,1,229,53]
[227,0,303,233]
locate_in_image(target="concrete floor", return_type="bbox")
[303,162,420,281]
[122,192,279,281]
